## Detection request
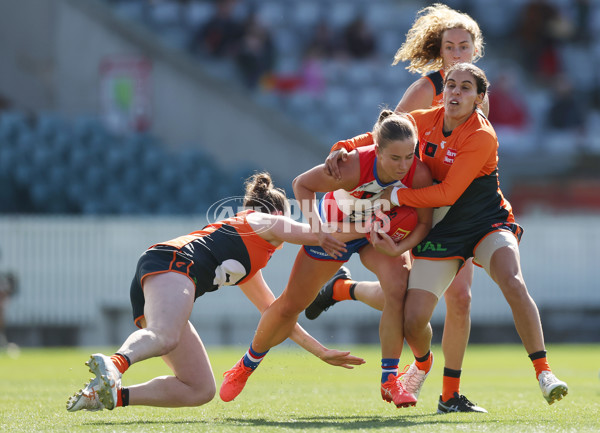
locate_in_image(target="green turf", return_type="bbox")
[0,344,598,432]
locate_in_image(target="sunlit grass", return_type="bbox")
[0,344,598,432]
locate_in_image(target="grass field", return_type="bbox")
[0,344,598,432]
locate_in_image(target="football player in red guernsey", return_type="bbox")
[220,110,433,408]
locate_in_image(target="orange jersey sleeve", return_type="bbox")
[330,132,374,153]
[395,108,498,208]
[329,114,418,153]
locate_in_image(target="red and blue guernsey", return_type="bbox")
[305,144,418,262]
[321,144,418,223]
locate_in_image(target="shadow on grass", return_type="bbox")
[219,414,472,429]
[85,413,473,429]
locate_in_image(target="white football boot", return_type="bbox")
[86,353,122,410]
[538,371,568,404]
[66,377,105,412]
[398,353,433,399]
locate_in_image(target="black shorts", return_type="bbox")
[129,247,196,328]
[412,221,523,263]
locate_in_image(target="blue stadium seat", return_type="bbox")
[290,1,322,29]
[183,1,214,30]
[328,1,358,29]
[112,0,147,23]
[257,1,287,29]
[0,111,30,144]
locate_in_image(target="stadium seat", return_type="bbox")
[320,85,352,112]
[0,111,30,144]
[257,1,287,29]
[328,1,358,29]
[343,61,377,87]
[290,1,322,29]
[147,0,182,29]
[183,1,214,30]
[285,92,318,116]
[112,0,147,23]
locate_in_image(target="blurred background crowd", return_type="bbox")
[0,0,598,348]
[1,0,599,216]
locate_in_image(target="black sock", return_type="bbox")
[443,367,461,378]
[348,283,358,300]
[528,350,547,361]
[121,387,129,407]
[115,352,132,366]
[415,351,430,363]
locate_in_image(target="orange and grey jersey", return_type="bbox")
[130,210,278,327]
[395,105,515,229]
[423,70,445,108]
[147,209,277,297]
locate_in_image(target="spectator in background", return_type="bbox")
[190,0,242,58]
[514,0,571,83]
[546,74,585,133]
[298,20,339,95]
[341,16,377,60]
[235,10,276,89]
[572,0,592,44]
[0,248,18,351]
[488,69,529,130]
[488,68,532,154]
[299,45,327,95]
[305,20,339,60]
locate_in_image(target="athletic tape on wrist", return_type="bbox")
[390,186,400,207]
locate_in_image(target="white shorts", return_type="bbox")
[408,230,520,299]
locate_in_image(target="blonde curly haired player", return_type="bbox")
[393,3,484,74]
[312,3,490,413]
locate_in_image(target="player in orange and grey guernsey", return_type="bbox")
[309,3,490,413]
[66,172,364,412]
[339,63,569,408]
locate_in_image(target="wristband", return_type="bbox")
[390,186,400,207]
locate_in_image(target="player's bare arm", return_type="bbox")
[238,271,365,368]
[395,79,434,113]
[293,154,361,258]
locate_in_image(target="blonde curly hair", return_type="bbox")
[392,3,484,75]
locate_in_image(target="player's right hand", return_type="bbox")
[324,148,349,180]
[317,230,347,259]
[320,349,366,369]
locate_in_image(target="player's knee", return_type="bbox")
[498,274,527,301]
[191,383,216,406]
[445,285,472,316]
[180,381,216,407]
[274,296,302,319]
[148,329,180,355]
[404,310,428,340]
[403,319,419,342]
[383,287,406,311]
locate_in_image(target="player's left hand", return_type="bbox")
[370,226,400,257]
[319,349,366,369]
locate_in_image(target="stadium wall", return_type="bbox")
[0,0,325,186]
[0,214,598,347]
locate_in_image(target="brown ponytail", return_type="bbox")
[243,172,289,214]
